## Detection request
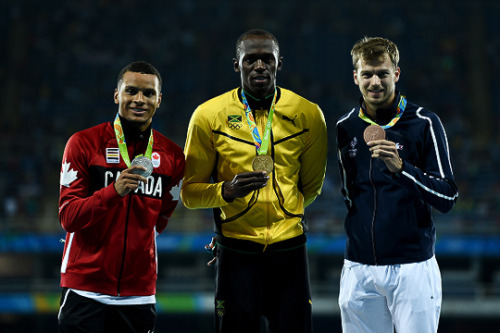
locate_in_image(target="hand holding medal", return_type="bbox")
[364,124,403,173]
[130,156,154,178]
[113,114,155,196]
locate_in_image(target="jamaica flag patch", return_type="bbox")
[227,115,242,130]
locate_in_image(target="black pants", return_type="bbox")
[58,288,156,333]
[214,244,312,333]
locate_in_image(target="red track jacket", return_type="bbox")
[58,120,184,296]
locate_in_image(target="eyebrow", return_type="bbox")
[125,85,156,93]
[360,69,391,74]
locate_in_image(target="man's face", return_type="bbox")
[353,54,400,113]
[114,71,162,131]
[234,36,282,98]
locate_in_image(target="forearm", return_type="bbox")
[181,181,227,209]
[301,115,328,207]
[398,161,458,213]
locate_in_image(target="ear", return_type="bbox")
[353,70,359,85]
[233,58,240,73]
[156,93,162,109]
[277,56,283,71]
[394,67,401,83]
[114,89,119,104]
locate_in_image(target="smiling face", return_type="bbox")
[114,71,162,131]
[234,36,283,98]
[353,54,400,117]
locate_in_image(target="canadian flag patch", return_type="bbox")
[152,152,160,168]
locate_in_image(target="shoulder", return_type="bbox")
[279,87,319,109]
[152,131,185,177]
[68,122,113,145]
[195,89,239,115]
[153,130,184,157]
[189,89,241,130]
[336,108,358,128]
[404,101,443,125]
[277,87,325,123]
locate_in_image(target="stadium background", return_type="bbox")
[0,0,499,332]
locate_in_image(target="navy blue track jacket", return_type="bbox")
[336,92,458,265]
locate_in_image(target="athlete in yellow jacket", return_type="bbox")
[181,29,327,333]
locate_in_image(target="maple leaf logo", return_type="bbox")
[170,180,182,201]
[60,159,78,187]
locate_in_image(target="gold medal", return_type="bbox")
[252,155,274,174]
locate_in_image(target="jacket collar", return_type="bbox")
[115,115,151,142]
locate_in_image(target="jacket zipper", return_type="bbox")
[116,195,131,296]
[116,143,136,296]
[258,108,271,250]
[369,158,378,265]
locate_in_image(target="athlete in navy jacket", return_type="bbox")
[336,37,458,333]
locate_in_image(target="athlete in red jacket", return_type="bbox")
[57,61,185,333]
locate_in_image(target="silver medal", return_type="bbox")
[130,156,153,178]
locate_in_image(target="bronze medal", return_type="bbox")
[252,155,274,174]
[363,124,386,143]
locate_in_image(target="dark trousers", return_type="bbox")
[214,244,312,333]
[58,288,156,333]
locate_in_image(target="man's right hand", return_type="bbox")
[114,165,148,197]
[222,171,270,202]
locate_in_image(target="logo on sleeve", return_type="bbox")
[60,160,78,187]
[170,180,182,201]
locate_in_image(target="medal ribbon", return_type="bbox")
[358,95,407,129]
[113,114,154,167]
[241,89,277,155]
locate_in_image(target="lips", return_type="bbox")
[251,75,270,84]
[131,108,147,115]
[368,89,383,97]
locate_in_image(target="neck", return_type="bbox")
[363,96,396,118]
[119,115,151,140]
[362,102,377,119]
[242,82,276,100]
[243,90,275,101]
[242,88,277,112]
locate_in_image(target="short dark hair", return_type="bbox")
[117,61,162,91]
[235,29,280,59]
[351,37,399,70]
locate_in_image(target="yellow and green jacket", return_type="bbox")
[181,87,327,248]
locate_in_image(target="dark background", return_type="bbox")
[1,0,499,332]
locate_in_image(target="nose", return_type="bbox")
[134,91,146,103]
[255,59,265,70]
[370,75,381,86]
